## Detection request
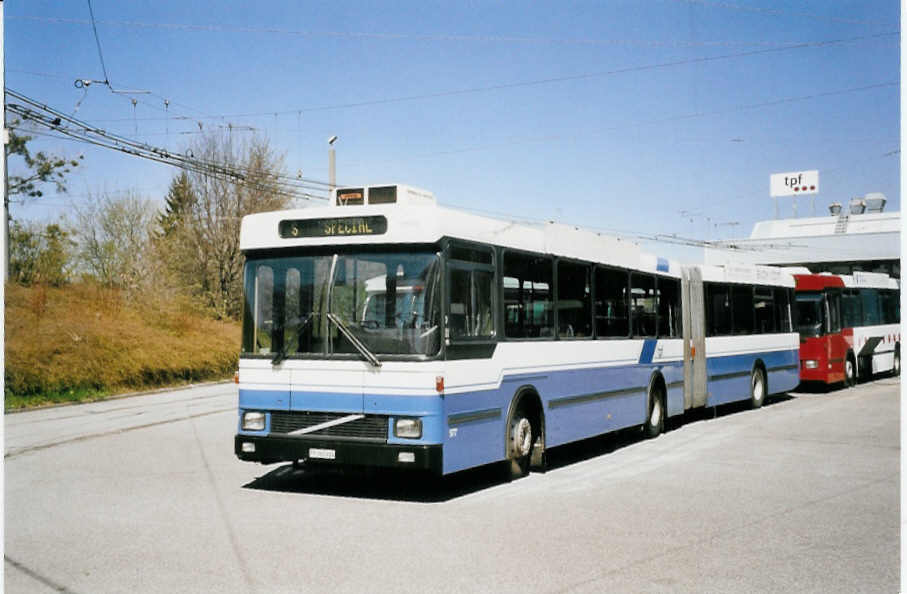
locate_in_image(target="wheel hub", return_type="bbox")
[511,418,532,457]
[650,397,662,428]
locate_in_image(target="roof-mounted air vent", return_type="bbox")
[863,192,886,213]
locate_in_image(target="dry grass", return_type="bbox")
[5,282,240,409]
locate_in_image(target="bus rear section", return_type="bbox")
[682,265,800,410]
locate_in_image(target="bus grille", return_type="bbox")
[270,411,388,441]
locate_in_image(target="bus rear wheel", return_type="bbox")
[893,349,900,377]
[643,385,665,438]
[750,368,766,409]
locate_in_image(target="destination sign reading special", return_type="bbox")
[278,216,388,238]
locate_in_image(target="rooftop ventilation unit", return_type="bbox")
[863,192,886,213]
[848,198,865,215]
[828,202,842,216]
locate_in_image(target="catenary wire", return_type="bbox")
[77,31,899,124]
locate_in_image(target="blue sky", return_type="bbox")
[6,1,900,261]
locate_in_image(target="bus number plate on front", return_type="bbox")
[309,448,336,460]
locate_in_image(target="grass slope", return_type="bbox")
[5,283,240,410]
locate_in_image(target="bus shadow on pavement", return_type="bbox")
[242,461,508,503]
[546,393,795,470]
[242,393,798,501]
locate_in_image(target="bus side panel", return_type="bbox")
[764,346,800,394]
[543,364,649,448]
[443,387,509,475]
[705,334,799,406]
[705,353,754,407]
[853,323,900,374]
[442,362,682,475]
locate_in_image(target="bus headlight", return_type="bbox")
[242,411,266,431]
[804,360,819,369]
[394,418,422,439]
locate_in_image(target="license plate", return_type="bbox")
[309,448,336,460]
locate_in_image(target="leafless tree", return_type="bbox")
[74,191,157,290]
[158,132,290,319]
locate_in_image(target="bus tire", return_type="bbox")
[505,400,538,480]
[893,347,900,377]
[750,367,766,409]
[845,353,857,387]
[643,382,665,438]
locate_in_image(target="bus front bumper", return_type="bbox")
[234,435,443,474]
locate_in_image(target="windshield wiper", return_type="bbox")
[326,313,382,368]
[271,314,314,366]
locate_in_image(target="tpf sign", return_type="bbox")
[770,170,819,197]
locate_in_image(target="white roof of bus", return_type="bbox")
[840,271,899,290]
[694,262,795,288]
[240,197,684,277]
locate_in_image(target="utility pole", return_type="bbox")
[1,0,7,282]
[328,135,337,193]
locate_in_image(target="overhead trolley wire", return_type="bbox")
[74,30,898,124]
[669,0,897,27]
[7,88,334,189]
[13,14,898,42]
[85,0,110,84]
[6,89,332,203]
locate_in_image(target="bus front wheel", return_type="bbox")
[845,355,857,387]
[506,408,534,480]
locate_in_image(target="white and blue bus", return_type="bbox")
[235,184,799,477]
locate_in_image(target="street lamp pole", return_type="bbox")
[328,135,338,193]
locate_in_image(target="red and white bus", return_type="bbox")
[794,271,900,386]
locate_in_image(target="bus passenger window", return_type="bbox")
[557,261,591,338]
[860,289,881,325]
[630,274,656,337]
[657,277,680,338]
[448,268,494,339]
[841,289,862,328]
[594,267,629,337]
[504,252,553,339]
[731,285,753,335]
[774,287,792,332]
[881,290,899,324]
[753,287,776,334]
[705,283,732,336]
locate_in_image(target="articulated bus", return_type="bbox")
[235,184,799,477]
[794,271,900,386]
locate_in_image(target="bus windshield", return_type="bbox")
[795,292,824,338]
[242,250,441,359]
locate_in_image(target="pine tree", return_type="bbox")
[158,172,195,237]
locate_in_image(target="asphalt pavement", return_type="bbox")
[4,376,900,593]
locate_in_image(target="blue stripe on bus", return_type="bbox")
[638,339,657,364]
